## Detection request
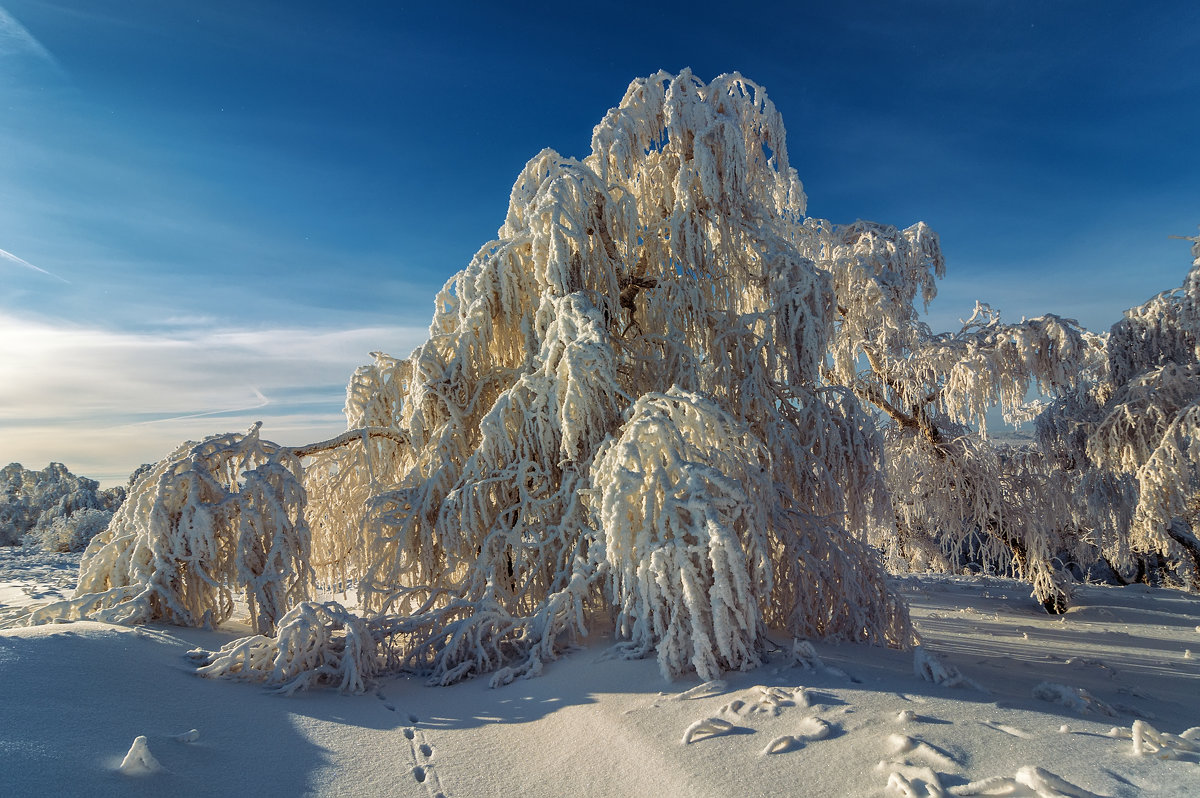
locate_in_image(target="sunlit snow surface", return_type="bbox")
[1,552,1198,797]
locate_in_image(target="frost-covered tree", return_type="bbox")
[40,69,1129,687]
[1037,232,1200,590]
[37,71,920,687]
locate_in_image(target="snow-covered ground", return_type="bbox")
[2,549,1198,797]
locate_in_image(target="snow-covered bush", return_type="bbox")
[27,507,114,553]
[31,426,313,634]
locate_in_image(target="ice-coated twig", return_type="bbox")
[681,717,737,745]
[914,647,982,690]
[1128,719,1200,759]
[883,764,944,798]
[949,766,1100,797]
[762,735,800,755]
[675,679,727,701]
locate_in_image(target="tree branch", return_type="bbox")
[285,427,409,458]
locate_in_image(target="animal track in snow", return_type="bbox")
[397,713,444,797]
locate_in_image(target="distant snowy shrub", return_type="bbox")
[27,507,113,553]
[1,462,124,549]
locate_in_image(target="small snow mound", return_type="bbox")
[761,735,800,756]
[175,728,200,743]
[790,639,825,671]
[119,735,164,775]
[896,709,918,723]
[914,646,978,689]
[796,716,833,741]
[1031,682,1116,716]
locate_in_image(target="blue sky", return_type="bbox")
[1,1,1198,484]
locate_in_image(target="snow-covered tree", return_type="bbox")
[37,69,1117,688]
[1037,232,1200,589]
[35,71,920,686]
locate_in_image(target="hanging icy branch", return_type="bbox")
[596,389,773,680]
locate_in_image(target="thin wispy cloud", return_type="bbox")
[0,246,69,282]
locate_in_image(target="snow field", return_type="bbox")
[3,565,1200,797]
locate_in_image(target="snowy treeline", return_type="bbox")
[28,71,1200,691]
[0,462,127,550]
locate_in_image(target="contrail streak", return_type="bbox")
[0,247,70,283]
[125,387,271,427]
